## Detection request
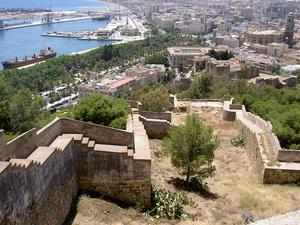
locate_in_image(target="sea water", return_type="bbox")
[0,0,114,69]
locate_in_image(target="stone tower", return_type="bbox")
[284,12,295,48]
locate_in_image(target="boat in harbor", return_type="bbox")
[1,47,56,69]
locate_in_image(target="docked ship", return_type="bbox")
[1,47,56,70]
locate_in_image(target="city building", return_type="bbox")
[194,55,259,80]
[245,30,283,46]
[283,12,295,48]
[250,73,297,88]
[267,43,289,57]
[217,20,231,33]
[79,64,165,98]
[241,6,254,20]
[216,35,240,48]
[188,17,207,34]
[280,64,300,76]
[167,47,210,68]
[238,51,279,72]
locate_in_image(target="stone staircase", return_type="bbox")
[0,117,152,225]
[0,132,134,175]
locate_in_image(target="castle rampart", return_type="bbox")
[0,115,151,225]
[223,99,300,183]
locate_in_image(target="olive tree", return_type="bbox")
[163,113,219,183]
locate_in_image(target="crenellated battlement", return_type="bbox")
[0,115,151,225]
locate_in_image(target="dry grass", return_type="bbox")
[71,105,300,225]
[72,195,153,225]
[150,106,300,224]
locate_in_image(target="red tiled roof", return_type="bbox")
[109,77,136,90]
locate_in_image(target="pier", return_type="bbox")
[41,15,148,44]
[1,16,95,31]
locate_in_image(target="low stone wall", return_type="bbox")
[229,104,243,110]
[0,119,62,161]
[169,94,177,107]
[223,99,237,121]
[278,150,300,162]
[60,118,134,147]
[242,107,273,132]
[141,111,172,122]
[139,116,171,139]
[264,167,300,184]
[179,98,224,103]
[127,101,142,113]
[236,119,266,180]
[241,107,300,161]
[230,102,300,183]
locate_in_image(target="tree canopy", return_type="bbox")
[140,86,170,112]
[73,94,131,129]
[163,114,219,183]
[179,72,213,99]
[9,89,45,133]
[207,49,234,60]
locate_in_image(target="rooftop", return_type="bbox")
[167,47,210,56]
[247,30,281,36]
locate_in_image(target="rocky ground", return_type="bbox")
[69,106,300,225]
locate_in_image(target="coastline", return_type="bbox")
[0,0,135,70]
[1,17,95,31]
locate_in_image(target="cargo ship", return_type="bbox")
[1,47,56,70]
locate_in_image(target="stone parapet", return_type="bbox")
[141,111,172,122]
[223,100,300,183]
[139,115,171,139]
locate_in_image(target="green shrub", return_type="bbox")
[140,86,170,112]
[231,135,246,147]
[151,189,190,219]
[73,94,131,129]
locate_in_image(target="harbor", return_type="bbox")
[0,16,107,31]
[41,15,149,44]
[0,0,150,70]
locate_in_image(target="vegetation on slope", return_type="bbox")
[177,72,300,150]
[0,32,202,137]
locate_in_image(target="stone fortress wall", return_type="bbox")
[0,114,152,225]
[128,100,172,139]
[2,96,300,225]
[223,98,300,183]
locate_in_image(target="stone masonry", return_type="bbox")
[223,99,300,183]
[0,115,151,225]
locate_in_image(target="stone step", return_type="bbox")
[10,159,33,169]
[28,147,56,165]
[81,137,89,145]
[0,162,10,175]
[94,144,128,154]
[62,133,83,142]
[50,136,73,151]
[88,140,95,148]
